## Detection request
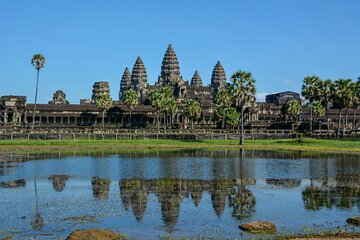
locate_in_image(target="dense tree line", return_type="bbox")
[301,76,360,138]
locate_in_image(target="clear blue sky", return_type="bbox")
[0,0,359,103]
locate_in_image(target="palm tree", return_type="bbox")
[285,100,301,121]
[318,79,333,138]
[301,76,321,133]
[166,98,178,129]
[95,94,112,129]
[31,54,46,130]
[122,89,138,130]
[31,177,44,230]
[215,89,232,128]
[184,99,201,129]
[331,79,354,138]
[313,101,325,131]
[229,70,256,145]
[149,88,164,130]
[160,87,174,129]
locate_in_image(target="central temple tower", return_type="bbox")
[157,44,184,87]
[210,61,227,98]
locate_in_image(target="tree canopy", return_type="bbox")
[123,89,139,111]
[184,99,201,129]
[31,54,46,71]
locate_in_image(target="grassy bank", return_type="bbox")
[0,138,359,154]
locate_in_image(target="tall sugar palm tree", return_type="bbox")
[286,99,301,121]
[301,76,321,133]
[229,70,256,145]
[331,79,354,138]
[318,79,333,138]
[31,54,46,130]
[95,94,112,129]
[184,99,201,129]
[122,89,138,130]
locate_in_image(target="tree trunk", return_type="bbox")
[129,110,132,130]
[326,105,330,139]
[345,108,348,125]
[31,69,40,130]
[191,118,194,129]
[240,105,244,145]
[337,108,342,138]
[310,104,313,133]
[157,111,160,131]
[353,109,357,131]
[344,108,348,136]
[222,116,225,129]
[102,111,105,130]
[164,112,167,129]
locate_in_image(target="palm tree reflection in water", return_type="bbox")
[31,177,44,230]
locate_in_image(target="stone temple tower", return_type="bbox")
[91,81,110,104]
[190,71,203,87]
[210,61,226,98]
[131,57,148,103]
[157,44,183,87]
[119,67,131,100]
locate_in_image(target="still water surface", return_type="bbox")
[1,150,360,239]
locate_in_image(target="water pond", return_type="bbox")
[1,150,360,239]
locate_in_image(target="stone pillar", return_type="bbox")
[12,112,17,122]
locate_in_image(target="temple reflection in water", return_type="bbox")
[1,150,360,235]
[119,178,256,227]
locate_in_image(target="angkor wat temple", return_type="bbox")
[0,44,358,131]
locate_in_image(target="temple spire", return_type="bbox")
[131,57,148,102]
[190,70,203,87]
[119,67,131,100]
[158,44,182,86]
[210,61,226,97]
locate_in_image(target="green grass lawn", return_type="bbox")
[0,138,359,154]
